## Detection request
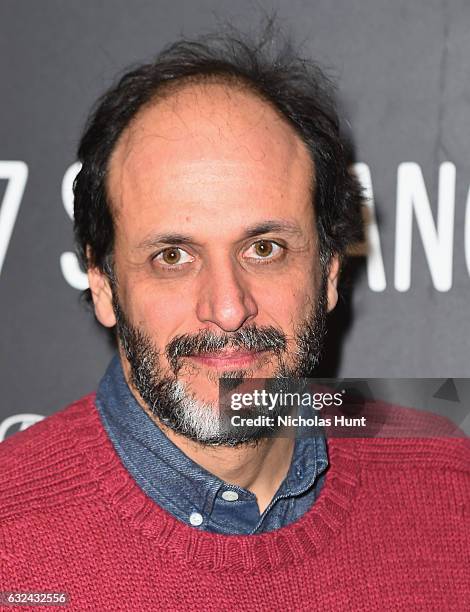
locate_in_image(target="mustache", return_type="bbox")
[165,324,287,372]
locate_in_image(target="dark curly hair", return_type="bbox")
[73,28,364,302]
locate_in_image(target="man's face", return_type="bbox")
[89,82,339,443]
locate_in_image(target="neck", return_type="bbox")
[158,421,295,513]
[121,356,295,513]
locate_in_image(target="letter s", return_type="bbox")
[60,162,89,290]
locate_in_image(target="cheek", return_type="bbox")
[252,270,318,330]
[120,280,193,343]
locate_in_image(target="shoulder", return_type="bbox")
[334,434,470,476]
[330,435,470,525]
[0,394,100,522]
[0,394,96,463]
[331,398,470,474]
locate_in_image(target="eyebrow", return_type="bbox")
[135,219,303,250]
[242,220,303,238]
[136,233,195,250]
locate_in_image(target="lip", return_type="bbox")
[188,350,264,368]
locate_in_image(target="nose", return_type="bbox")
[195,260,258,332]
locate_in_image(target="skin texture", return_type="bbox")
[88,82,339,512]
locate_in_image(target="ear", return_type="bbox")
[326,255,340,313]
[86,248,116,328]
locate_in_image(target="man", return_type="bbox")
[1,31,468,611]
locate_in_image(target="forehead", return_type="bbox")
[107,82,315,234]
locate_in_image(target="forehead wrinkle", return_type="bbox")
[115,126,311,190]
[107,81,315,220]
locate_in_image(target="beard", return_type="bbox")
[112,276,328,447]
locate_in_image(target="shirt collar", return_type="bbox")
[96,355,328,529]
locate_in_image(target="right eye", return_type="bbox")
[153,247,194,267]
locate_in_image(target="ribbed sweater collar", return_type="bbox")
[74,395,361,572]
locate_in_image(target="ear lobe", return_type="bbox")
[87,264,116,328]
[326,255,340,312]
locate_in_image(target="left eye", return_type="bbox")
[154,247,194,266]
[244,240,283,260]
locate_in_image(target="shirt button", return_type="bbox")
[189,512,203,526]
[221,490,239,502]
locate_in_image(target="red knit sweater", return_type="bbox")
[0,394,469,611]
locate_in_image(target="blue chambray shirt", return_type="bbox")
[95,356,328,535]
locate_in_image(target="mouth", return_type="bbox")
[188,349,266,369]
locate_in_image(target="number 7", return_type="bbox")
[0,161,28,276]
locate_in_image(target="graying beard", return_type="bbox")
[112,277,327,446]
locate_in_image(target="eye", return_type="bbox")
[154,247,194,267]
[244,240,283,261]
